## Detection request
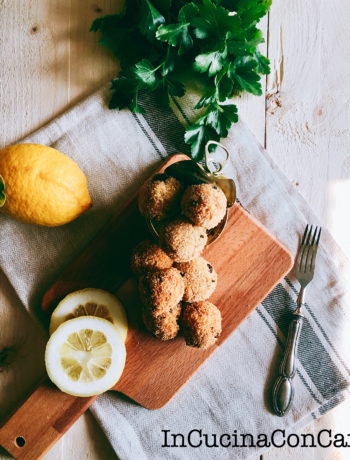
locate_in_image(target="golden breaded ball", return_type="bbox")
[142,304,181,341]
[160,218,208,262]
[181,183,227,229]
[131,240,173,275]
[181,301,222,349]
[138,174,183,221]
[175,257,217,302]
[139,268,185,309]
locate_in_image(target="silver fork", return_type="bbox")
[272,225,322,416]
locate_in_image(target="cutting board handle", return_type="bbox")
[0,378,96,460]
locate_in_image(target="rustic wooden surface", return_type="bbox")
[1,0,349,459]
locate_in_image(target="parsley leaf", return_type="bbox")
[232,60,263,95]
[254,50,270,74]
[109,77,144,113]
[194,48,228,76]
[156,23,193,54]
[184,124,219,160]
[192,0,241,40]
[156,4,199,54]
[140,0,166,39]
[133,59,159,87]
[216,73,234,102]
[206,104,238,137]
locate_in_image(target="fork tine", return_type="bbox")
[305,224,313,245]
[298,225,310,271]
[301,224,309,245]
[298,224,309,271]
[316,227,322,245]
[310,227,322,273]
[310,225,318,246]
[300,225,314,272]
[307,226,318,271]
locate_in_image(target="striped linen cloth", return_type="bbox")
[1,86,350,459]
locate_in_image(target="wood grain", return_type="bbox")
[0,0,120,150]
[266,0,350,231]
[0,379,96,460]
[0,154,293,458]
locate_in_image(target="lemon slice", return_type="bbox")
[45,316,126,396]
[49,288,128,342]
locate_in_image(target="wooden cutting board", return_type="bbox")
[0,154,293,460]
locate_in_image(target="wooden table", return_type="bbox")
[1,1,349,459]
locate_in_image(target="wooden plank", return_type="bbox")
[0,0,69,148]
[235,15,268,147]
[265,0,350,225]
[65,0,120,106]
[0,0,121,150]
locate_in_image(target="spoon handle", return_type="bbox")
[272,313,304,416]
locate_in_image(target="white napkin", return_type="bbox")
[1,86,350,459]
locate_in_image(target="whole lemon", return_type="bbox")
[0,143,92,227]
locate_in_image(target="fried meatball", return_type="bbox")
[131,240,173,275]
[144,301,182,319]
[175,257,217,302]
[139,268,185,309]
[181,183,227,229]
[138,173,183,221]
[160,218,208,262]
[181,301,222,349]
[142,304,181,341]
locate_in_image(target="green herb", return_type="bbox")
[0,175,6,208]
[91,0,271,160]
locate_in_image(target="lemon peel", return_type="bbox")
[0,143,92,226]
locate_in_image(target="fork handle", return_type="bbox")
[272,313,304,416]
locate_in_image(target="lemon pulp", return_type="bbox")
[60,329,113,382]
[45,316,126,396]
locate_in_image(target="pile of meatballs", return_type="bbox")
[130,172,227,349]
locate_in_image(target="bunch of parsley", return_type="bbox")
[91,0,271,160]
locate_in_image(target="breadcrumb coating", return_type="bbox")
[181,183,227,229]
[139,268,185,309]
[181,301,222,349]
[142,304,181,341]
[175,257,217,302]
[131,240,173,275]
[138,174,183,221]
[160,218,208,262]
